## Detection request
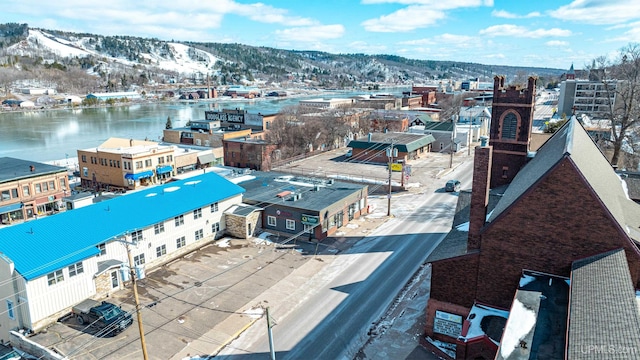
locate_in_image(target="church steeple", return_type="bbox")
[567,64,576,80]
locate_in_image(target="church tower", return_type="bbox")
[488,76,537,188]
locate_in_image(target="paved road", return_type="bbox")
[217,161,474,359]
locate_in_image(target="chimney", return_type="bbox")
[468,139,492,251]
[368,133,372,142]
[30,165,35,172]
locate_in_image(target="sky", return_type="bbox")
[3,0,640,69]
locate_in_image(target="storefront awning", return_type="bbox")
[0,202,23,214]
[198,153,216,164]
[124,170,154,180]
[156,165,173,175]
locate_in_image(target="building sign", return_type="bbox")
[433,311,463,338]
[205,110,245,123]
[301,214,319,225]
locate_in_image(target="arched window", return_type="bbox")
[502,113,518,139]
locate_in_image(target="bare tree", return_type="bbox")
[589,43,640,167]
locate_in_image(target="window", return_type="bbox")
[167,155,173,162]
[158,156,164,164]
[134,254,145,265]
[68,262,84,277]
[156,245,167,257]
[6,300,14,320]
[195,229,204,240]
[501,113,518,139]
[0,190,9,201]
[212,222,220,233]
[97,243,106,256]
[304,224,314,234]
[210,202,219,212]
[267,216,276,227]
[145,159,152,167]
[23,185,30,197]
[154,222,165,234]
[35,184,42,194]
[194,208,202,219]
[135,161,143,169]
[81,155,87,162]
[83,167,88,177]
[131,230,143,243]
[47,270,64,286]
[175,215,184,226]
[176,236,186,248]
[60,177,66,189]
[286,219,296,230]
[42,182,48,191]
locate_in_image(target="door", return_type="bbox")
[111,271,119,289]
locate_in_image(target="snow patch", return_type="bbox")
[519,274,536,288]
[216,239,230,248]
[426,337,456,358]
[499,300,536,358]
[455,221,469,232]
[460,303,509,344]
[244,307,264,319]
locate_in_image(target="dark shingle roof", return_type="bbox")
[567,249,640,359]
[487,118,640,242]
[0,157,66,183]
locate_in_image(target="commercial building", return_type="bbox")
[423,76,640,359]
[557,68,618,118]
[237,171,368,240]
[0,158,68,224]
[77,138,176,191]
[0,172,244,343]
[222,137,279,171]
[347,132,435,164]
[299,98,355,109]
[85,92,141,101]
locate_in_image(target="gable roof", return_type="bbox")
[487,118,640,242]
[0,172,245,281]
[347,132,435,153]
[567,249,640,359]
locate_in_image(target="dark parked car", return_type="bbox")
[72,299,133,336]
[445,180,461,192]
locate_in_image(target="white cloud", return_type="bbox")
[361,0,493,32]
[491,9,541,19]
[361,0,492,8]
[361,5,447,32]
[549,0,640,25]
[479,24,572,38]
[347,41,388,53]
[275,24,345,42]
[546,40,569,47]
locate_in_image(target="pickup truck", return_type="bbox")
[72,299,133,336]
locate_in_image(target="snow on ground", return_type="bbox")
[499,299,536,358]
[17,30,92,58]
[253,232,275,246]
[216,239,231,248]
[243,306,264,319]
[460,303,509,344]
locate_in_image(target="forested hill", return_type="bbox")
[0,22,565,93]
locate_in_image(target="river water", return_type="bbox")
[0,88,408,163]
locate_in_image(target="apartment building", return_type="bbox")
[0,157,68,224]
[0,172,245,342]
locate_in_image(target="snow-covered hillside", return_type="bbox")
[8,30,219,76]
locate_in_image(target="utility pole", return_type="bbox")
[468,111,473,156]
[121,238,149,360]
[449,116,456,168]
[387,140,396,217]
[266,307,276,360]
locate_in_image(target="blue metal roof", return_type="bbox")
[0,172,244,281]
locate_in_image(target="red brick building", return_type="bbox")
[223,138,278,171]
[424,76,640,359]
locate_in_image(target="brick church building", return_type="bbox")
[424,76,640,359]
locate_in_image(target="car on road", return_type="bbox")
[72,299,133,337]
[445,180,461,192]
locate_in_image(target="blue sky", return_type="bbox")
[3,0,640,69]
